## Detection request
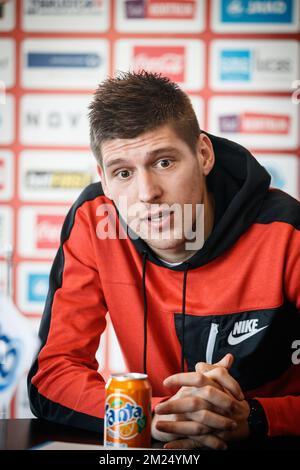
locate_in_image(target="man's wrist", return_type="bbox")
[246,398,268,439]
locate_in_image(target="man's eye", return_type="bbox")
[116,170,131,179]
[157,159,171,168]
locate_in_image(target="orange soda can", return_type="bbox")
[104,373,152,448]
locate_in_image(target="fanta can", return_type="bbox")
[104,373,152,448]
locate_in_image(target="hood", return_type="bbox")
[131,132,271,271]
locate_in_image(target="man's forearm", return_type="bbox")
[256,395,300,436]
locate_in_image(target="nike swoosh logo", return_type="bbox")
[228,326,268,346]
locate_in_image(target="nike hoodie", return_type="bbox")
[28,132,300,437]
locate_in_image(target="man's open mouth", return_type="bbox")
[141,211,173,222]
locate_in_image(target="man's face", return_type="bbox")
[99,124,213,255]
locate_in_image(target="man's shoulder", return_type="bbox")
[256,188,300,230]
[60,183,105,243]
[73,182,104,208]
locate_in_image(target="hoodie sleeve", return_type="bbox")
[256,228,300,437]
[27,203,108,432]
[27,195,173,432]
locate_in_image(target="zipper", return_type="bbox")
[206,322,219,364]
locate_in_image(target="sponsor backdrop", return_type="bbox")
[0,0,299,418]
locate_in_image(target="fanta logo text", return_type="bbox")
[106,401,142,426]
[105,393,147,440]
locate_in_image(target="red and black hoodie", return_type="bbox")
[28,132,300,437]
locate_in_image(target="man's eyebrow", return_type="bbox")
[146,147,180,158]
[105,158,128,169]
[105,147,180,169]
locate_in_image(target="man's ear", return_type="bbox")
[197,133,215,176]
[96,165,102,180]
[97,164,112,199]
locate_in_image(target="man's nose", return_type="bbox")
[137,170,163,203]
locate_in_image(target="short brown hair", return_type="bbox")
[88,71,201,166]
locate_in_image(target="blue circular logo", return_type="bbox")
[0,333,22,392]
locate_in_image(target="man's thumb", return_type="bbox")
[215,353,234,369]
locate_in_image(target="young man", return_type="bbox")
[28,72,300,450]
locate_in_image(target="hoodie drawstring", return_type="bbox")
[142,251,148,375]
[181,263,189,373]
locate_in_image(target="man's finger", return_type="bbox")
[156,410,237,432]
[163,371,209,390]
[215,353,234,369]
[164,438,198,450]
[192,385,235,413]
[155,395,212,415]
[196,353,234,374]
[155,419,210,436]
[205,367,244,400]
[164,435,227,450]
[155,388,234,415]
